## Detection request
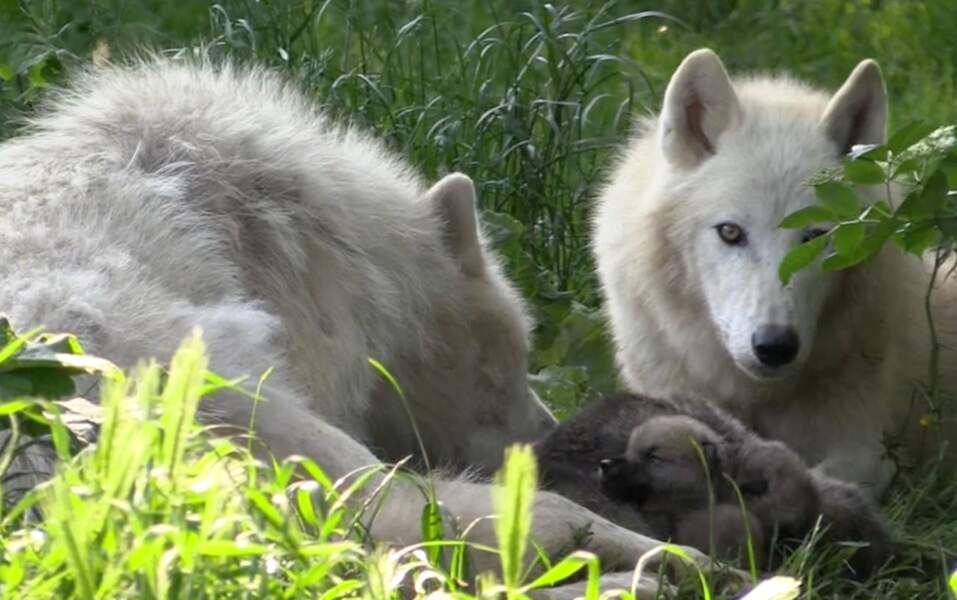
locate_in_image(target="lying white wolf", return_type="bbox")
[0,58,700,591]
[594,48,956,495]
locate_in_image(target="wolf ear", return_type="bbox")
[660,48,741,167]
[819,60,887,155]
[426,172,485,277]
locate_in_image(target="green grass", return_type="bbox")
[0,0,956,598]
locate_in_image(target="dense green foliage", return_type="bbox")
[0,1,956,598]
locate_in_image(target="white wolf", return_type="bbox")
[594,48,956,495]
[0,57,699,592]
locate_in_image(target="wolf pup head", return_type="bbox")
[595,48,888,391]
[600,414,724,516]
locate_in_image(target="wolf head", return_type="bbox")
[418,173,558,472]
[597,49,888,389]
[659,50,887,382]
[600,414,723,515]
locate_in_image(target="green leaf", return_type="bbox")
[887,120,935,154]
[814,181,859,219]
[0,63,13,82]
[892,158,923,179]
[822,252,867,272]
[528,365,589,419]
[525,551,595,589]
[779,206,834,229]
[494,445,537,589]
[43,403,73,461]
[295,486,322,528]
[27,62,47,88]
[921,169,949,211]
[857,217,900,258]
[198,540,269,557]
[843,158,886,185]
[894,222,939,256]
[833,222,865,256]
[948,569,956,598]
[778,236,827,285]
[0,399,36,416]
[421,499,446,565]
[897,189,934,220]
[937,216,957,240]
[246,489,285,528]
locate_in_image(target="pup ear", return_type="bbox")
[425,173,485,277]
[819,59,887,155]
[660,48,741,167]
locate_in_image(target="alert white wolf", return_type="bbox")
[0,57,696,589]
[594,48,957,495]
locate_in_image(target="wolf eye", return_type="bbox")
[800,228,829,244]
[716,222,746,246]
[643,446,662,462]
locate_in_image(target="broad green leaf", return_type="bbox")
[0,63,13,81]
[843,158,886,185]
[778,236,827,285]
[528,365,589,417]
[856,217,900,258]
[938,216,957,239]
[779,206,834,229]
[894,223,939,256]
[814,182,859,219]
[833,222,865,256]
[0,373,35,401]
[892,158,923,179]
[23,368,76,399]
[921,170,949,212]
[897,189,934,220]
[822,251,868,272]
[948,569,956,598]
[887,120,936,154]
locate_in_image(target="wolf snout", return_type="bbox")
[751,325,799,367]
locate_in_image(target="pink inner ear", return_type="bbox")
[686,100,715,155]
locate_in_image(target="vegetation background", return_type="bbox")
[0,1,955,598]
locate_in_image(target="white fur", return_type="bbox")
[594,49,956,495]
[0,57,698,588]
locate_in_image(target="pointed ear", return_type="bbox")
[660,48,741,167]
[819,59,887,155]
[425,172,485,277]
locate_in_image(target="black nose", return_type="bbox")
[751,325,799,367]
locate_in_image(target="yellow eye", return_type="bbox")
[717,222,746,245]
